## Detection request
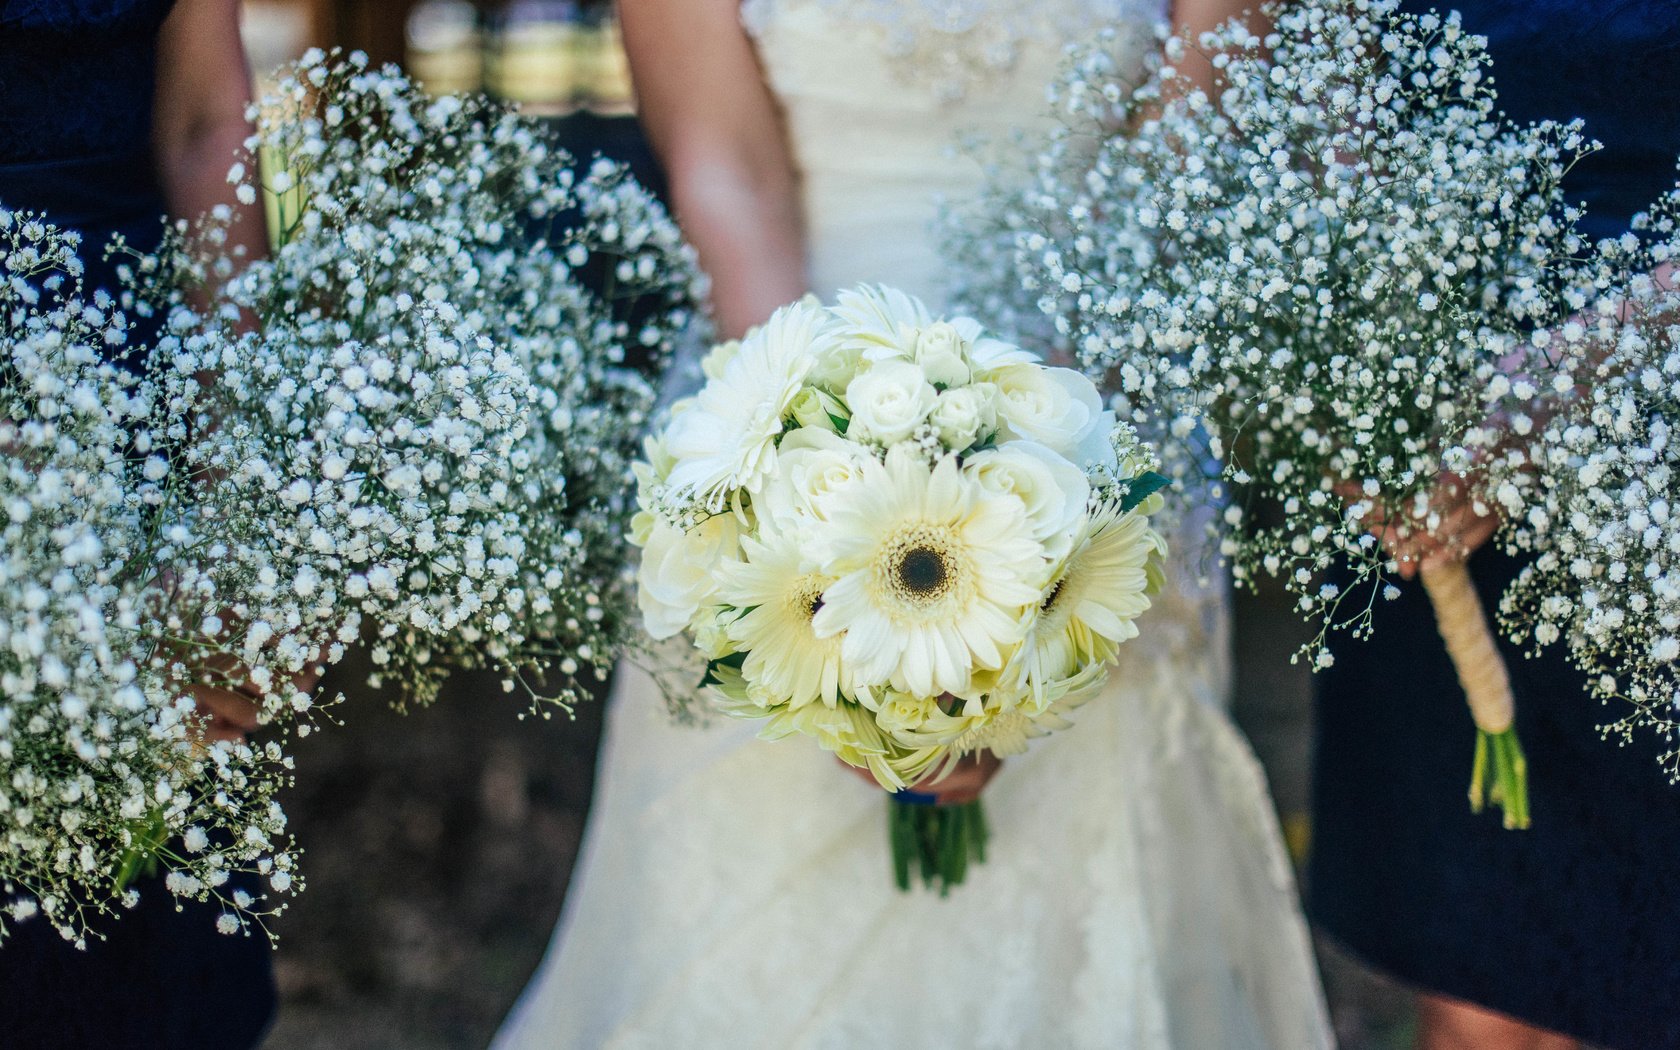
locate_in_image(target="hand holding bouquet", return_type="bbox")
[960,0,1596,827]
[633,286,1167,891]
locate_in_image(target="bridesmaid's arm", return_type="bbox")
[1171,0,1262,97]
[152,0,267,261]
[152,0,276,743]
[619,0,806,338]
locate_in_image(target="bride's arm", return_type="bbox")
[620,0,806,339]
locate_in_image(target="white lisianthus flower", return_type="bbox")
[716,524,844,708]
[813,446,1044,697]
[964,440,1090,559]
[928,384,996,451]
[664,300,830,507]
[787,386,848,434]
[845,359,937,446]
[635,512,742,639]
[989,364,1105,458]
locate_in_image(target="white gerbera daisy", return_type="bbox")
[664,300,831,508]
[1007,502,1164,706]
[717,525,844,708]
[813,446,1045,697]
[830,284,932,359]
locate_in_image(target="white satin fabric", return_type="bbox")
[493,2,1333,1047]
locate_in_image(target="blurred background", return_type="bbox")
[238,3,1414,1047]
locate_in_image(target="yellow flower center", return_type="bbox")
[786,573,829,625]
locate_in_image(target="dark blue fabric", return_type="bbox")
[0,0,175,298]
[0,3,278,1046]
[1309,4,1680,1047]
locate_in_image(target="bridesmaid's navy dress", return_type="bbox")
[0,2,278,1047]
[1309,3,1680,1048]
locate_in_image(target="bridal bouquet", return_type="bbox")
[959,0,1594,827]
[633,285,1166,891]
[1500,192,1680,777]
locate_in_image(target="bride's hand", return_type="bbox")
[838,751,1003,806]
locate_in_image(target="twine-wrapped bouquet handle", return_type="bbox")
[1419,559,1531,829]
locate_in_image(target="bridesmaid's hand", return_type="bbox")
[838,751,1003,806]
[189,648,325,745]
[1336,471,1500,581]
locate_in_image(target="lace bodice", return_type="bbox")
[742,0,1163,102]
[739,0,1164,304]
[0,0,176,165]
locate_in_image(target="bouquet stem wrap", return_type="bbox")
[1420,560,1530,829]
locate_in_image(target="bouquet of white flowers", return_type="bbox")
[633,285,1166,891]
[957,0,1595,827]
[1,212,294,947]
[2,51,701,945]
[139,49,704,716]
[1500,192,1680,778]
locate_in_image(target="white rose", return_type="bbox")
[928,385,996,451]
[871,691,941,736]
[807,341,866,395]
[912,322,972,387]
[755,428,870,528]
[991,365,1104,457]
[635,512,741,639]
[965,440,1090,556]
[1073,408,1121,472]
[845,359,937,445]
[788,386,848,434]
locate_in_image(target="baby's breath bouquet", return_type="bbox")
[1501,192,1680,778]
[2,51,700,946]
[959,0,1596,827]
[141,49,703,715]
[1,212,294,947]
[633,286,1166,892]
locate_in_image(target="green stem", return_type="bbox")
[1469,727,1531,830]
[886,798,989,895]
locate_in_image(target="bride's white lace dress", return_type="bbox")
[493,2,1333,1047]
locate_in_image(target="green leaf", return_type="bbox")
[701,649,746,687]
[1119,470,1170,513]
